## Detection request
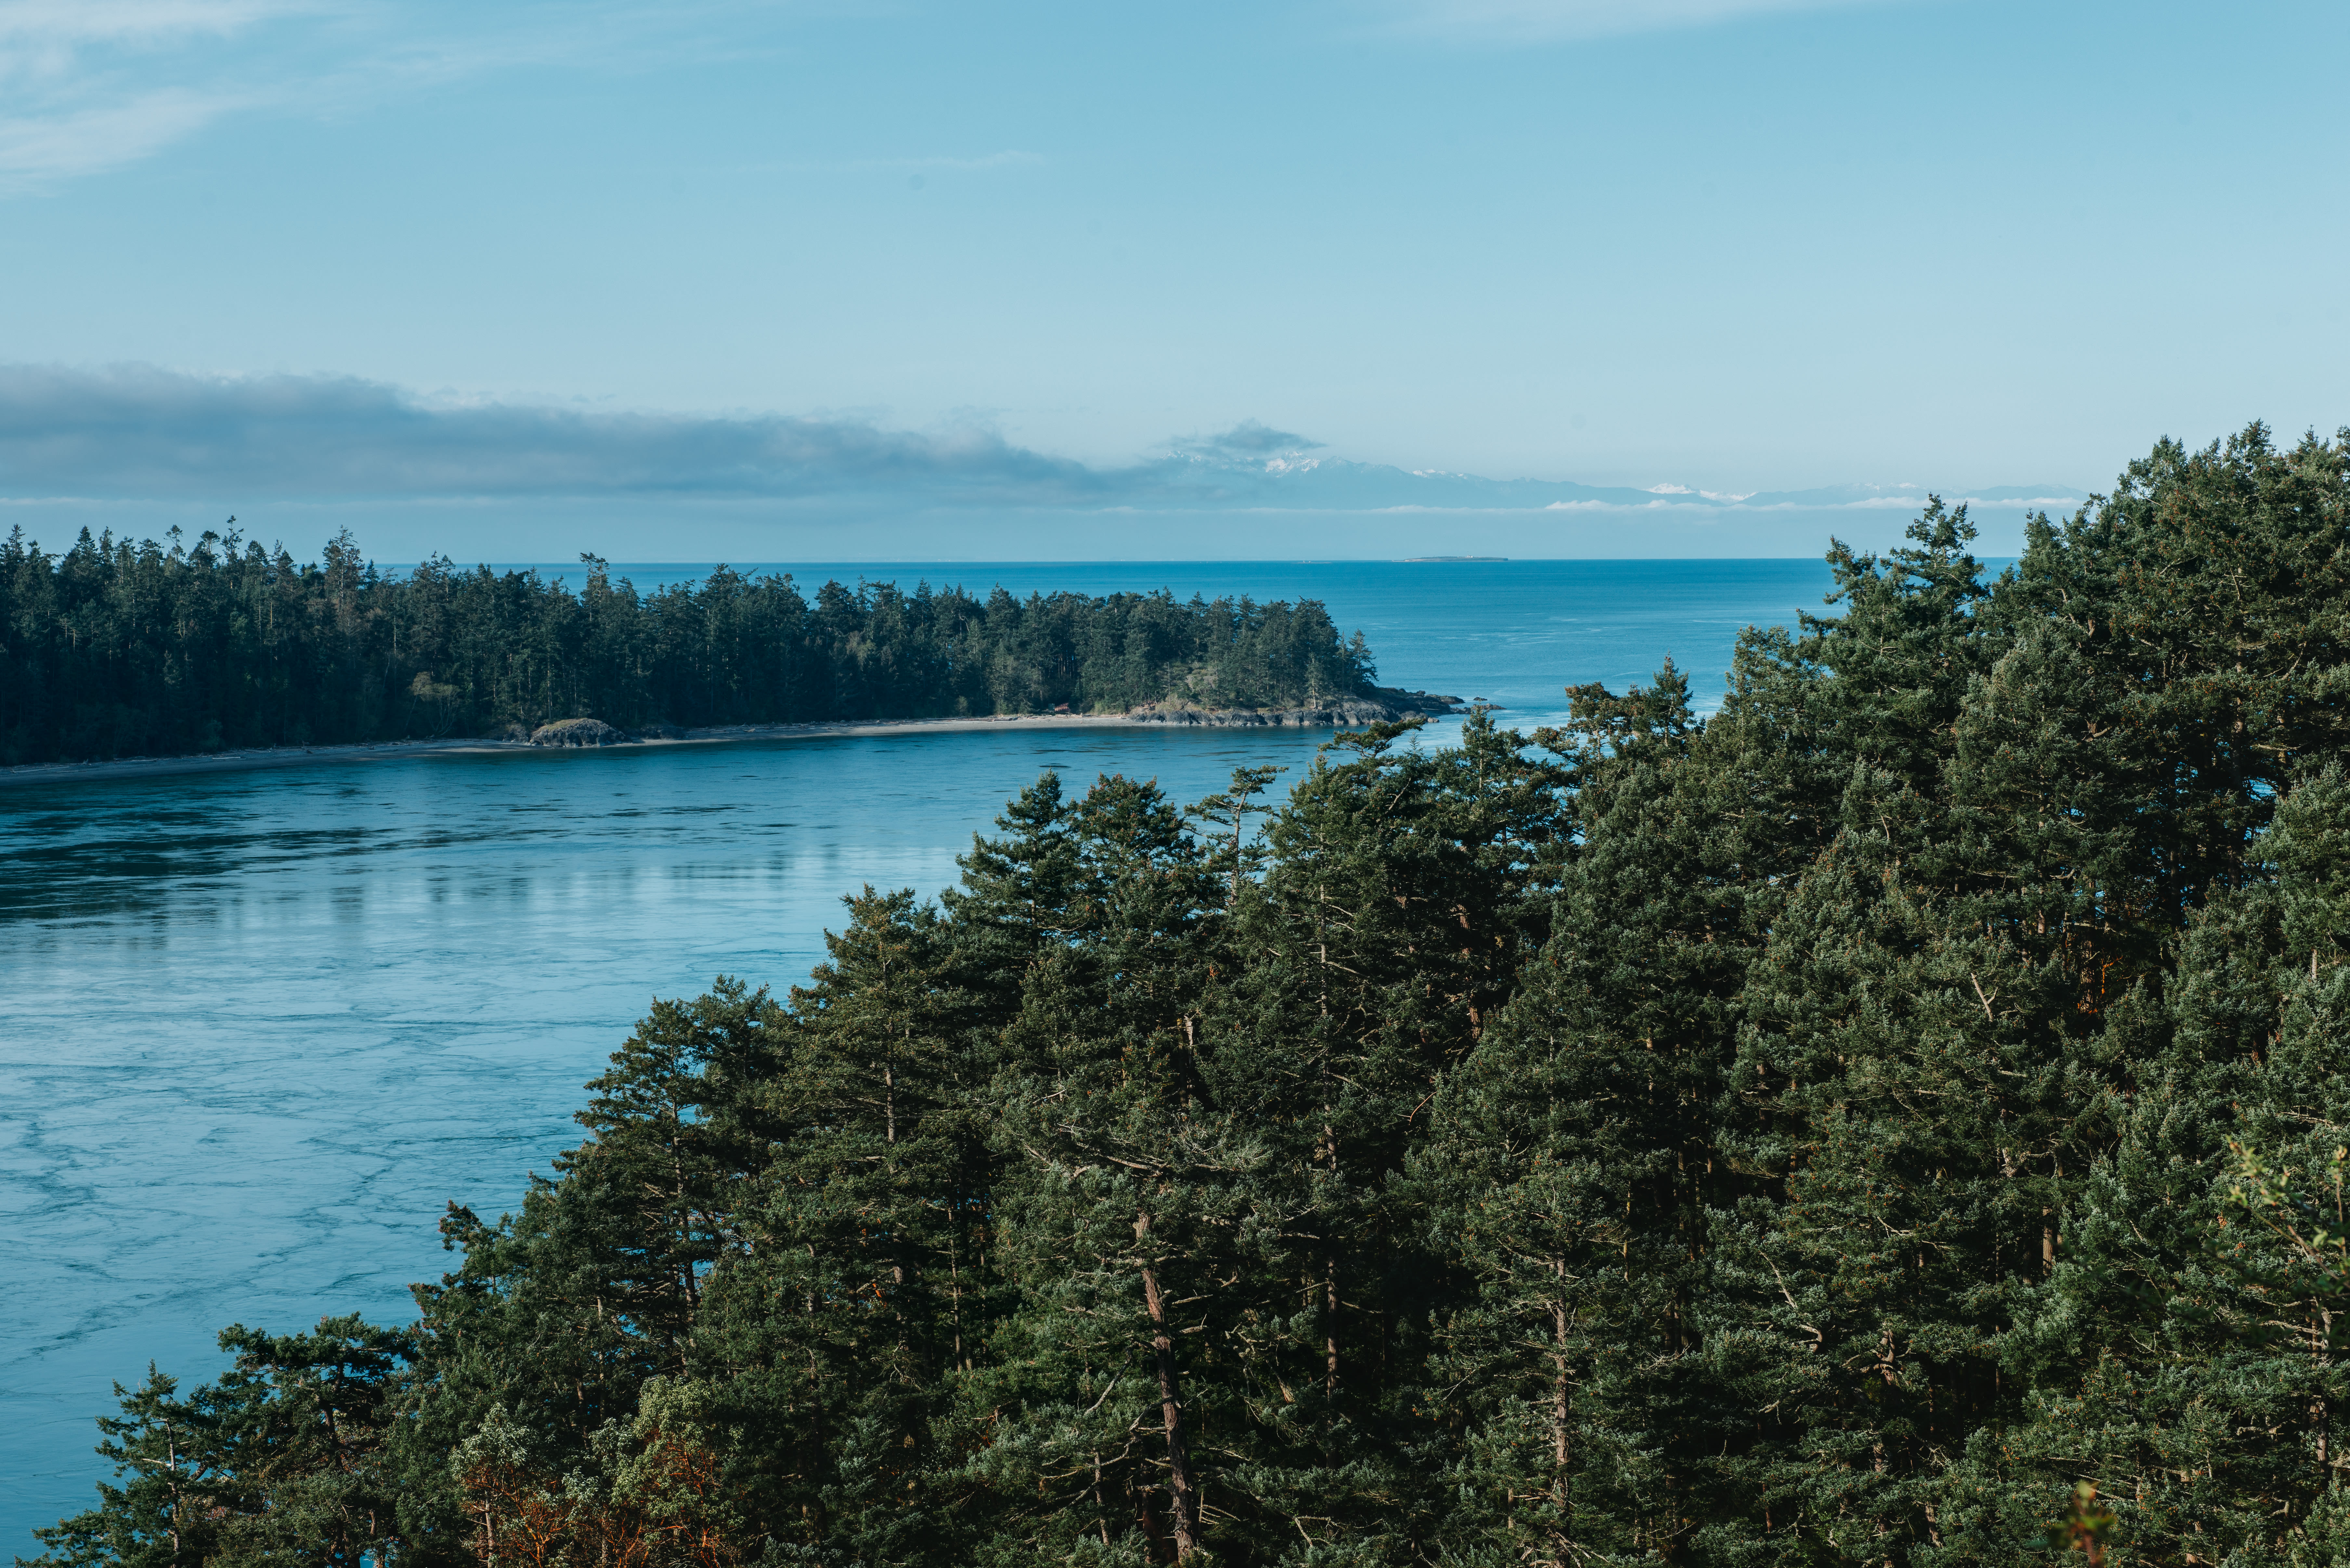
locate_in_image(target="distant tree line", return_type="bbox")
[32,425,2350,1567]
[0,526,1378,765]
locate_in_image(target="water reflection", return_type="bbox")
[0,725,1352,1550]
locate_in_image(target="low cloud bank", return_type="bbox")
[0,365,1109,502]
[0,364,2090,518]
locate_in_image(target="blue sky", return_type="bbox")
[1,0,2344,559]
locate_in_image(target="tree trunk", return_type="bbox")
[1326,1253,1341,1399]
[1135,1214,1202,1561]
[1552,1257,1571,1510]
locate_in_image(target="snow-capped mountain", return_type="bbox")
[1124,439,2091,516]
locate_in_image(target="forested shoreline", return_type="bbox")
[33,424,2350,1567]
[0,528,1377,765]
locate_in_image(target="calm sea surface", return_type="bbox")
[0,559,1836,1547]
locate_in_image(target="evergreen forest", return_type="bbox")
[0,528,1378,765]
[33,425,2350,1567]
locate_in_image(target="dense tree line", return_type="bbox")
[32,424,2350,1566]
[0,526,1377,764]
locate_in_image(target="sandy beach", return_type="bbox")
[0,705,1438,789]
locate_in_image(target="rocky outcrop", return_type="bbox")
[529,718,626,747]
[1122,688,1467,728]
[1377,688,1471,717]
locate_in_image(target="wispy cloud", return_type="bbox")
[1368,0,1905,43]
[0,0,305,180]
[0,1,896,190]
[0,0,308,54]
[0,85,249,179]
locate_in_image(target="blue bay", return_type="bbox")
[0,558,1839,1549]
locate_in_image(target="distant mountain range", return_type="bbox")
[1125,449,2094,514]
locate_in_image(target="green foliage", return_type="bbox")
[0,530,1379,764]
[35,423,2350,1567]
[29,1320,414,1568]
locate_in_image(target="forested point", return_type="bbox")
[0,530,1379,765]
[33,424,2350,1568]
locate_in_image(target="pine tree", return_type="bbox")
[26,1369,248,1568]
[397,979,789,1555]
[210,1317,415,1567]
[1201,709,1567,1561]
[961,773,1276,1563]
[1415,661,1745,1563]
[1940,768,2350,1564]
[698,888,985,1562]
[27,1322,416,1568]
[942,771,1088,1030]
[1697,508,2078,1566]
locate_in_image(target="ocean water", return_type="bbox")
[0,559,1835,1549]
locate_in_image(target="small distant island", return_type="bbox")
[1398,554,1508,562]
[0,530,1447,770]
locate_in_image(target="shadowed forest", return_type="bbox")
[30,426,2350,1567]
[0,534,1377,765]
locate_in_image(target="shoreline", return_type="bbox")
[0,700,1463,789]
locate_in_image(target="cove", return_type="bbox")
[0,557,1839,1549]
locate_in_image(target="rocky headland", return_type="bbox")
[1118,687,1466,727]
